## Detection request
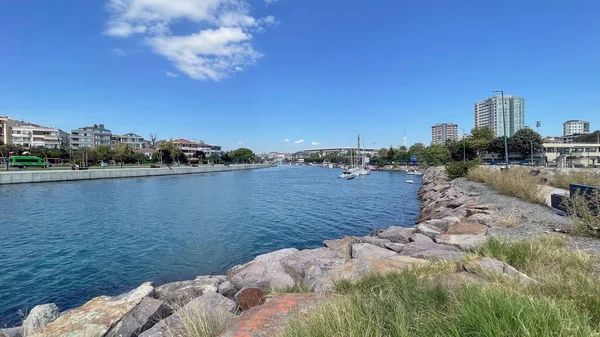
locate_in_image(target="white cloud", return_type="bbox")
[311,141,320,145]
[112,48,127,56]
[265,0,278,4]
[165,71,179,77]
[293,139,304,144]
[237,141,244,144]
[283,138,289,142]
[104,0,278,81]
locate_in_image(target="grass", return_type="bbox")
[167,304,234,337]
[547,170,600,190]
[564,189,600,237]
[467,166,546,205]
[281,236,600,337]
[497,210,519,228]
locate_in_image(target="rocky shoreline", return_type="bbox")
[1,167,534,337]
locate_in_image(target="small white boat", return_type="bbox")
[406,180,414,184]
[340,169,357,180]
[407,171,416,175]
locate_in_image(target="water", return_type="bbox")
[0,166,420,326]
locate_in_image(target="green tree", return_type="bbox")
[386,146,396,161]
[377,148,388,158]
[95,146,113,162]
[232,148,254,163]
[487,137,506,159]
[220,151,232,164]
[421,145,451,166]
[445,139,476,162]
[509,128,543,158]
[408,143,426,160]
[575,131,600,143]
[207,154,220,164]
[393,146,409,163]
[114,143,136,167]
[469,127,495,156]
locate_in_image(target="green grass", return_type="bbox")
[281,236,600,337]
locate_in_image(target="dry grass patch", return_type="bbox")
[467,167,546,205]
[167,303,235,337]
[565,189,600,237]
[548,171,600,190]
[497,210,519,228]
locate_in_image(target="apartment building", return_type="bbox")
[563,120,590,136]
[474,95,525,137]
[11,124,69,148]
[119,133,145,149]
[70,124,113,148]
[431,123,458,145]
[0,116,17,145]
[172,139,222,158]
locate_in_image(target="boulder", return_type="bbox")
[416,223,444,239]
[377,226,414,244]
[467,213,493,226]
[304,256,428,292]
[281,247,345,281]
[435,234,487,251]
[30,282,154,337]
[105,297,171,337]
[448,195,471,208]
[411,233,434,244]
[359,236,393,249]
[155,276,221,308]
[446,222,488,236]
[384,242,405,252]
[218,281,237,299]
[464,258,536,284]
[228,248,298,292]
[352,243,397,260]
[323,236,359,259]
[234,288,266,311]
[139,292,236,337]
[220,293,325,337]
[0,327,21,337]
[400,241,463,261]
[22,303,60,336]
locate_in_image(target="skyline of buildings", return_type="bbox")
[563,120,590,136]
[431,123,458,145]
[474,95,525,137]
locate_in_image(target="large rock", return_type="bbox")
[400,241,463,261]
[31,282,154,337]
[234,288,266,311]
[435,234,487,251]
[106,297,171,337]
[228,248,298,292]
[323,236,359,259]
[304,256,428,292]
[377,226,414,244]
[281,247,344,281]
[467,213,493,226]
[464,258,536,283]
[155,275,221,308]
[218,281,237,299]
[22,303,59,336]
[446,222,488,236]
[416,223,444,239]
[384,242,405,252]
[140,292,236,337]
[411,233,433,244]
[352,243,397,260]
[359,236,393,249]
[0,327,21,337]
[220,293,325,337]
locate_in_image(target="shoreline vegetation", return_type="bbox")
[3,167,600,337]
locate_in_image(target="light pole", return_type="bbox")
[462,128,466,163]
[493,90,509,168]
[530,140,534,166]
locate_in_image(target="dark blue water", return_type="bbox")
[0,166,420,326]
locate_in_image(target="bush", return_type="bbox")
[446,159,480,179]
[548,171,600,190]
[565,189,600,237]
[467,167,546,205]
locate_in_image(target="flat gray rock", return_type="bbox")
[464,258,536,283]
[228,248,298,292]
[359,236,393,249]
[377,226,414,244]
[218,281,237,299]
[22,303,59,336]
[411,233,434,244]
[400,241,463,261]
[303,258,347,292]
[0,327,22,337]
[352,243,397,260]
[384,242,405,252]
[155,276,221,309]
[435,234,487,251]
[281,247,344,281]
[323,236,359,259]
[106,297,171,337]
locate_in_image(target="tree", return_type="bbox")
[114,143,136,167]
[149,133,158,149]
[575,131,600,144]
[377,148,388,158]
[408,143,426,160]
[487,137,506,158]
[420,145,451,166]
[193,150,206,162]
[220,151,232,164]
[232,148,254,163]
[207,154,220,164]
[509,128,543,158]
[386,146,396,161]
[158,141,185,164]
[469,127,495,156]
[445,139,476,162]
[95,146,113,162]
[393,146,409,162]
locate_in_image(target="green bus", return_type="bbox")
[9,156,51,168]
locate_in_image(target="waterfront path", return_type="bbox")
[0,164,270,184]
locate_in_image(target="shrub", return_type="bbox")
[446,159,480,180]
[467,167,546,205]
[548,171,600,190]
[565,189,600,237]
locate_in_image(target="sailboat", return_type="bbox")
[355,135,370,176]
[339,135,369,179]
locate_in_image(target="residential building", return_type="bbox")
[474,95,525,137]
[137,148,154,159]
[70,124,112,149]
[563,120,590,136]
[303,147,378,157]
[172,139,222,158]
[119,133,145,149]
[0,116,17,145]
[431,123,458,145]
[543,142,600,168]
[11,123,68,148]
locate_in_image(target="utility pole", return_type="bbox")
[462,128,466,163]
[530,140,534,166]
[493,90,509,168]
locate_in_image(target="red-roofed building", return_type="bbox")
[172,139,222,158]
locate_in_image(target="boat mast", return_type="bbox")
[357,134,361,169]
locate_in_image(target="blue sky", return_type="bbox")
[1,0,599,152]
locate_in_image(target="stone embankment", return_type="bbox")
[0,164,270,185]
[1,167,533,337]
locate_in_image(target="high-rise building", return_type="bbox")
[70,124,112,149]
[563,120,590,136]
[431,123,458,145]
[474,95,525,137]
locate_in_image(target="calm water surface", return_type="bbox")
[0,166,420,325]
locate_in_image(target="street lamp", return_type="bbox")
[462,128,466,163]
[492,90,510,168]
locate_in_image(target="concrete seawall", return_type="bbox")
[0,164,271,185]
